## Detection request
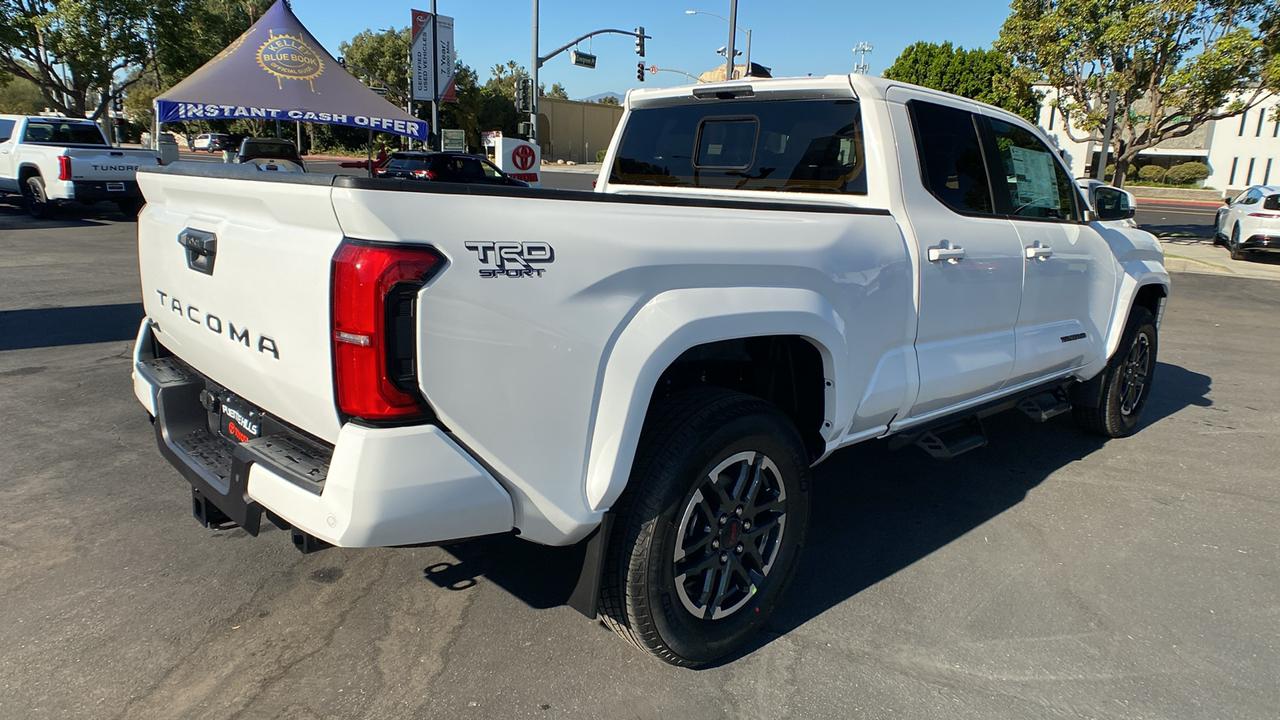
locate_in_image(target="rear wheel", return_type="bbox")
[1071,307,1157,438]
[1229,224,1247,261]
[23,175,55,219]
[599,388,810,667]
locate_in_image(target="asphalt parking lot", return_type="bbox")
[1,192,1277,719]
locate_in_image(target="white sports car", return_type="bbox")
[1215,185,1280,261]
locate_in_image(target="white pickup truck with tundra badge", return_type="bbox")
[0,114,160,218]
[130,75,1168,667]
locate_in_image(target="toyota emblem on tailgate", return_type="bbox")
[178,228,217,275]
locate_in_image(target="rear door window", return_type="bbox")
[906,100,994,215]
[0,119,15,142]
[610,98,867,194]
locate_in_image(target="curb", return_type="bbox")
[1136,197,1224,209]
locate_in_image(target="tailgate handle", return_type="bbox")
[178,228,217,275]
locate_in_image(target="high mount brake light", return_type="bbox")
[331,240,444,422]
[58,156,72,181]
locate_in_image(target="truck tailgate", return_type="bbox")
[136,168,345,442]
[68,148,157,182]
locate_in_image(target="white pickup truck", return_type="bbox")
[130,75,1168,667]
[0,114,159,218]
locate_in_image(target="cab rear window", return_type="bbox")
[22,121,107,146]
[610,99,867,194]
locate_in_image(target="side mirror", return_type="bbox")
[1223,196,1232,206]
[1092,186,1136,221]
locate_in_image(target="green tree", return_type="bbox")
[883,41,1041,121]
[485,60,527,100]
[0,71,45,113]
[439,60,483,147]
[997,0,1280,186]
[542,82,568,99]
[338,26,411,101]
[0,0,158,118]
[595,95,619,106]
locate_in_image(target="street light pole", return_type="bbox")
[725,0,737,81]
[686,8,751,77]
[530,0,539,145]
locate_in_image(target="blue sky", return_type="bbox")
[292,0,1017,100]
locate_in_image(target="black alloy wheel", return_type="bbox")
[1071,306,1158,438]
[24,175,51,219]
[599,388,810,667]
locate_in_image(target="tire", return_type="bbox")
[1229,224,1246,261]
[1071,306,1157,438]
[23,175,55,219]
[599,388,811,667]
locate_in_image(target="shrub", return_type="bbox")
[1166,161,1210,185]
[1138,165,1167,183]
[596,149,607,163]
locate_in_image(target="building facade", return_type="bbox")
[1037,88,1280,195]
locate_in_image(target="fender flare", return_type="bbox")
[582,286,848,512]
[1104,260,1169,362]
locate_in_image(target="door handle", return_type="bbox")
[1024,241,1053,260]
[927,240,965,264]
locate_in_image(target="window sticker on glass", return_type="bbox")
[1008,145,1057,210]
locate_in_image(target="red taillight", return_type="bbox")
[411,169,437,180]
[1247,212,1278,218]
[58,156,72,181]
[331,240,444,421]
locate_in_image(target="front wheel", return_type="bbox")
[599,388,810,667]
[1071,306,1157,438]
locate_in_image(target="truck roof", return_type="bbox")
[0,114,98,123]
[624,73,1031,126]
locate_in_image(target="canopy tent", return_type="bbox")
[155,0,427,140]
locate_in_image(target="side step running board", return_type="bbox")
[1017,391,1072,423]
[910,416,988,460]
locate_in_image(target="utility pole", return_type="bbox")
[724,0,738,82]
[431,0,440,150]
[529,0,540,144]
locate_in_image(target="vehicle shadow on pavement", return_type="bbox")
[0,303,144,350]
[419,361,1212,663]
[1141,219,1214,238]
[0,197,127,228]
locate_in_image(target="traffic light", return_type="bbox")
[635,27,645,57]
[637,61,645,82]
[111,95,122,112]
[516,77,534,113]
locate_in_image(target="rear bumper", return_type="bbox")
[45,179,142,203]
[1241,234,1280,253]
[131,319,514,547]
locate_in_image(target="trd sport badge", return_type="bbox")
[464,241,554,278]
